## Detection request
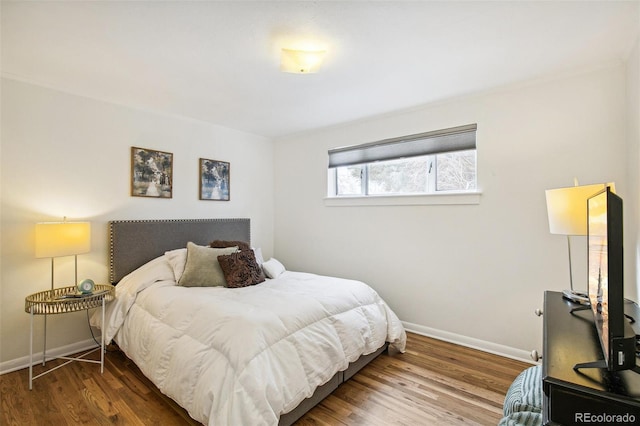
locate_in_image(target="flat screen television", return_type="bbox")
[574,187,636,372]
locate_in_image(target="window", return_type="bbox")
[328,124,477,197]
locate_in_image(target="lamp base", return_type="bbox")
[562,289,589,305]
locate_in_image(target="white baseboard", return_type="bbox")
[0,338,99,375]
[402,321,537,365]
[2,323,536,376]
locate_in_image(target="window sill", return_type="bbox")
[323,191,482,207]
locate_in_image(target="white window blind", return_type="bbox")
[328,123,477,169]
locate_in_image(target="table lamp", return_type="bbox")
[545,182,614,303]
[35,219,91,290]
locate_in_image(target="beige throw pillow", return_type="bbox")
[178,242,239,287]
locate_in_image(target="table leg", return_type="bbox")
[29,307,33,390]
[42,313,47,366]
[100,298,105,373]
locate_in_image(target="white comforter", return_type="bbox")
[92,256,406,425]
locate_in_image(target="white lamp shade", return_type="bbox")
[280,48,326,74]
[545,183,615,235]
[35,222,91,258]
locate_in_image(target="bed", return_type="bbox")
[91,218,406,426]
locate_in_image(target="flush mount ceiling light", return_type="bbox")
[280,48,326,74]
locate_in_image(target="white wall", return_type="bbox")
[0,79,274,367]
[274,65,631,358]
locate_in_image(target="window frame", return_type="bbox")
[327,124,479,204]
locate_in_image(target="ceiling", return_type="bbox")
[2,1,639,138]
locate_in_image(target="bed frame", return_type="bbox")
[108,218,387,426]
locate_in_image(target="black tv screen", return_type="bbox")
[585,187,635,371]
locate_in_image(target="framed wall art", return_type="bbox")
[131,147,173,198]
[199,158,230,201]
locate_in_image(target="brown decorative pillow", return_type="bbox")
[217,250,266,288]
[210,239,251,252]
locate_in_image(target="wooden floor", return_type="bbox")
[1,332,531,425]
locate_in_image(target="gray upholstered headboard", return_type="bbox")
[109,218,251,284]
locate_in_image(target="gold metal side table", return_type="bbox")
[24,285,115,390]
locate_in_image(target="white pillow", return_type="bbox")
[164,248,187,282]
[262,258,286,279]
[252,247,264,266]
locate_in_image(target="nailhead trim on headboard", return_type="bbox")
[109,218,251,284]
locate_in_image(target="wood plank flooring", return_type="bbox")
[1,332,531,425]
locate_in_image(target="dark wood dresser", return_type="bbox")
[542,291,640,425]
